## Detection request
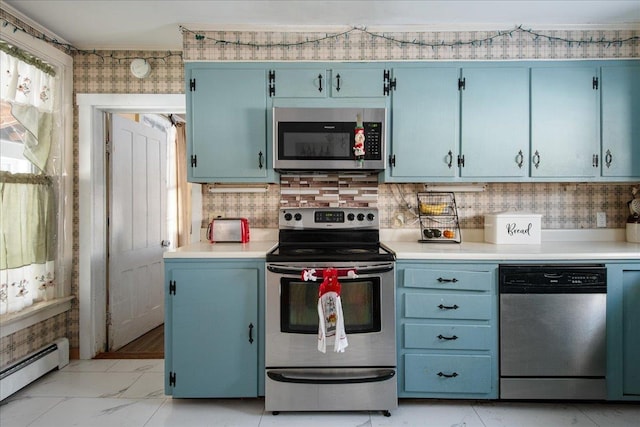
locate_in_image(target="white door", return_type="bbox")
[108,114,167,351]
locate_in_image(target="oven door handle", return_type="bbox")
[267,263,394,277]
[267,369,396,385]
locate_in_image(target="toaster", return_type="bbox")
[208,218,250,243]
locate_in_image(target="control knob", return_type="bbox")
[357,213,365,221]
[347,213,355,221]
[284,212,292,221]
[294,213,302,221]
[367,213,375,221]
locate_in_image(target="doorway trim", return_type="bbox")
[77,94,185,359]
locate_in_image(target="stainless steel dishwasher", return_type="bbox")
[499,264,607,400]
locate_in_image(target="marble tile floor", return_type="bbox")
[1,359,638,427]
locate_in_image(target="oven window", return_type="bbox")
[278,122,355,160]
[280,277,381,334]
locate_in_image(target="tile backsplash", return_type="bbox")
[202,177,638,230]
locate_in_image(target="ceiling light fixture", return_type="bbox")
[130,58,151,78]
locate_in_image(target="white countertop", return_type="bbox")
[164,228,640,261]
[387,240,640,261]
[164,240,277,259]
[383,228,640,261]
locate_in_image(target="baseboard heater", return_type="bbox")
[0,337,69,401]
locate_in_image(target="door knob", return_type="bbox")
[161,240,171,247]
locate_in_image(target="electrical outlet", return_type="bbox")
[596,212,606,228]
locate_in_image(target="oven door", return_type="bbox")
[265,262,396,368]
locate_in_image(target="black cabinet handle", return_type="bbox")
[248,323,254,344]
[438,304,459,310]
[389,154,396,167]
[437,371,458,378]
[318,74,323,92]
[516,150,524,168]
[437,277,458,283]
[335,73,341,92]
[593,154,599,168]
[437,334,458,341]
[457,154,465,168]
[446,150,453,169]
[532,150,541,169]
[605,149,612,168]
[258,151,264,169]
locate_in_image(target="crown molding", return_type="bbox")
[182,22,640,34]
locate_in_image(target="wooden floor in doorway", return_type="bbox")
[95,325,164,359]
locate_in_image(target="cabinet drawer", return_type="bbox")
[404,323,492,350]
[404,293,492,320]
[403,268,492,291]
[404,354,492,394]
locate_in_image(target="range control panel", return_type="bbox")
[279,207,379,230]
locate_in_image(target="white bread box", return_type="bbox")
[484,212,542,244]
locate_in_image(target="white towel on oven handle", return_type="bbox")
[317,291,348,353]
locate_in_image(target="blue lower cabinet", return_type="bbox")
[607,263,640,401]
[164,259,265,398]
[397,262,498,399]
[404,354,492,395]
[404,324,493,351]
[404,293,492,320]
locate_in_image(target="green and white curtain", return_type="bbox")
[0,47,58,314]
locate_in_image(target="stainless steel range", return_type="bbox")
[265,207,397,416]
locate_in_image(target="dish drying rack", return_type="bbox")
[417,192,461,243]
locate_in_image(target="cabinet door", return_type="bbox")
[188,67,268,181]
[460,67,529,178]
[404,354,492,395]
[271,68,327,98]
[387,67,460,179]
[622,269,640,395]
[531,66,600,178]
[168,267,258,397]
[330,68,385,98]
[601,65,640,178]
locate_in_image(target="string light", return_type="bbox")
[2,17,637,59]
[180,25,639,49]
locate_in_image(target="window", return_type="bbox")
[0,31,72,317]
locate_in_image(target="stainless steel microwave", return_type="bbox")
[273,107,386,171]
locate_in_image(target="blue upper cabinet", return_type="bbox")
[329,67,388,98]
[385,66,460,180]
[459,67,529,179]
[530,66,600,178]
[186,64,273,182]
[601,64,640,179]
[269,68,328,98]
[270,65,387,99]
